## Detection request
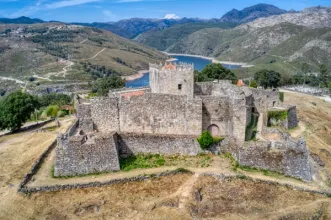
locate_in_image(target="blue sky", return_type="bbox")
[0,0,330,23]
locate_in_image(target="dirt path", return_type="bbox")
[80,39,88,44]
[178,173,199,209]
[81,48,106,60]
[0,76,25,84]
[291,122,306,138]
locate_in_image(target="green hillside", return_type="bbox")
[134,22,237,51]
[0,23,167,83]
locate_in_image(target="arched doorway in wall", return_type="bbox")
[207,124,220,137]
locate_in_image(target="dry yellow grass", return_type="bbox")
[284,92,331,184]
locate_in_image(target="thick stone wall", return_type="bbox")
[194,81,249,144]
[55,133,120,177]
[119,93,202,136]
[194,81,240,97]
[237,137,311,181]
[286,106,298,129]
[201,96,231,137]
[150,63,195,98]
[232,96,248,145]
[250,88,280,125]
[91,98,119,132]
[79,118,94,133]
[76,103,91,119]
[117,133,202,158]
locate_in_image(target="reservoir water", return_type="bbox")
[125,55,241,88]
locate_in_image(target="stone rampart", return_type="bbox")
[54,133,120,177]
[91,98,119,132]
[76,103,91,119]
[119,93,202,136]
[201,96,231,137]
[286,105,298,129]
[250,88,280,125]
[237,136,311,181]
[117,133,202,158]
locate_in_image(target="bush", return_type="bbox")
[249,80,257,88]
[57,110,67,118]
[197,131,214,149]
[45,105,59,118]
[28,76,36,82]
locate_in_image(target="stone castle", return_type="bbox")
[55,62,312,181]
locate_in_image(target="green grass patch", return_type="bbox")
[213,136,224,143]
[268,110,288,121]
[120,154,166,171]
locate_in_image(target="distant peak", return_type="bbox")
[220,3,287,23]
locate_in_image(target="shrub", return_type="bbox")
[28,76,36,82]
[249,80,258,88]
[197,131,214,149]
[45,105,59,118]
[57,110,67,118]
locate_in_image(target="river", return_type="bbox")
[125,55,241,88]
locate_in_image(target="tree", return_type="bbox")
[92,74,125,96]
[254,69,281,89]
[0,91,39,131]
[38,93,71,107]
[301,63,310,85]
[195,63,238,83]
[328,82,331,95]
[319,64,329,87]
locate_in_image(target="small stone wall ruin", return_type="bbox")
[55,133,120,177]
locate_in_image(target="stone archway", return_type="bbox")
[207,124,220,137]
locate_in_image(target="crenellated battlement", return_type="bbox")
[149,62,194,71]
[149,62,195,97]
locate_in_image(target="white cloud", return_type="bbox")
[102,10,118,21]
[45,0,101,9]
[164,13,179,19]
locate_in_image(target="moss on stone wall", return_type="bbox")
[245,114,259,141]
[279,92,284,102]
[268,110,288,127]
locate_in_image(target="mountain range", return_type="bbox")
[0,4,330,81]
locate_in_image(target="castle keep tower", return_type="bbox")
[149,62,195,98]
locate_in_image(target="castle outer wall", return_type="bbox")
[77,93,203,136]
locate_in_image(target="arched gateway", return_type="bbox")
[207,124,220,137]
